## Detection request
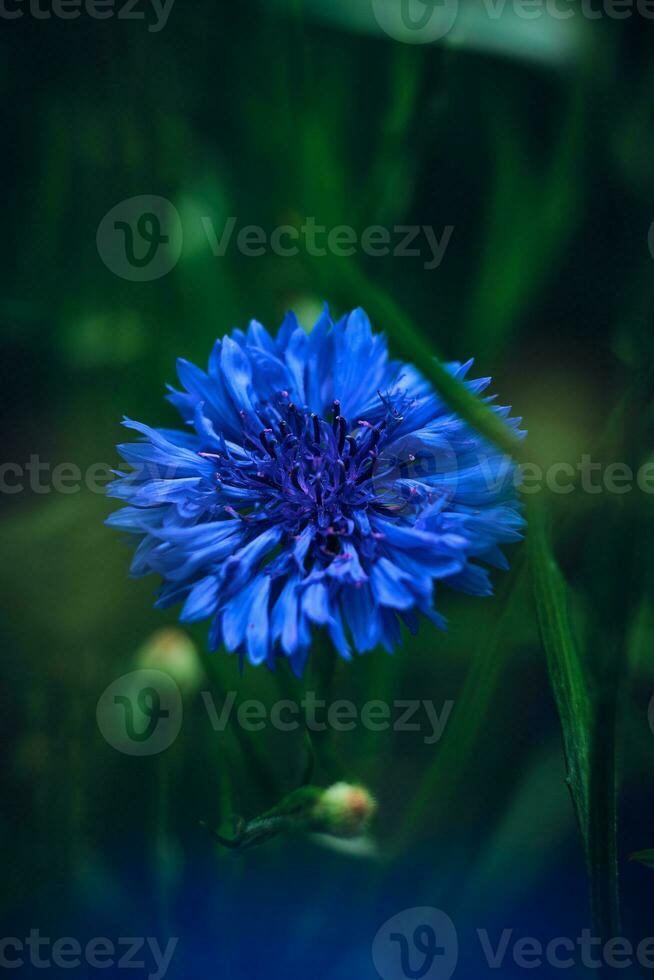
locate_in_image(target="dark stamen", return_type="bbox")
[324,534,339,555]
[336,416,347,454]
[252,472,279,488]
[286,402,299,432]
[356,455,375,484]
[311,413,321,444]
[290,465,302,491]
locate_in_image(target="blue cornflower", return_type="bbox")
[107,306,525,675]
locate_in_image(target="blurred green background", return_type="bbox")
[2,2,654,977]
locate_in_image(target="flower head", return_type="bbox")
[107,306,524,675]
[311,782,377,838]
[134,627,204,695]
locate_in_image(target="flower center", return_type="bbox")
[202,395,399,533]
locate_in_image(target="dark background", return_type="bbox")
[2,2,654,977]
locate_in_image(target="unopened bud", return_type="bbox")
[311,782,377,838]
[134,628,204,695]
[204,781,377,852]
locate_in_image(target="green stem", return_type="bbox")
[587,699,620,944]
[396,559,525,853]
[203,652,279,802]
[528,498,620,947]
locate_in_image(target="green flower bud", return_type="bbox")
[134,628,204,695]
[310,782,377,838]
[204,782,377,852]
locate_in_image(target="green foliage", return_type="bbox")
[3,3,653,964]
[630,851,654,871]
[529,501,592,854]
